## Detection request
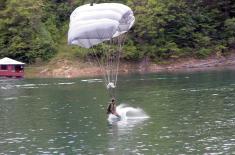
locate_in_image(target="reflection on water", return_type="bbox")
[107,118,149,155]
[0,70,235,154]
[107,105,149,155]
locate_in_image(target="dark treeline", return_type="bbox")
[0,0,234,63]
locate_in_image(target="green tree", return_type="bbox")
[1,0,235,63]
[126,0,235,60]
[0,0,56,63]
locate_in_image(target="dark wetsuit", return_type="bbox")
[107,102,120,118]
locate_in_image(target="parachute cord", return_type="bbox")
[92,32,110,87]
[85,33,109,87]
[106,40,112,83]
[114,34,127,87]
[108,39,116,99]
[112,38,119,87]
[113,28,121,88]
[81,32,126,99]
[107,38,115,87]
[96,32,113,87]
[75,38,107,86]
[110,40,114,85]
[91,48,108,87]
[114,37,121,87]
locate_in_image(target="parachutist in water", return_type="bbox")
[107,98,121,119]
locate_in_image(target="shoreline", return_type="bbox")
[25,52,235,78]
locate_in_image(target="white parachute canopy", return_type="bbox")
[68,3,135,48]
[68,3,135,96]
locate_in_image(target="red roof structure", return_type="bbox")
[0,57,25,78]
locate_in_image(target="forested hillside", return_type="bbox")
[0,0,234,63]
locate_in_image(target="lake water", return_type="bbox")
[0,70,235,154]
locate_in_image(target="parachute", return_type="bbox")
[68,3,135,97]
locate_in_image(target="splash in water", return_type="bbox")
[107,104,149,124]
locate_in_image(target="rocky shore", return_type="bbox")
[25,52,235,78]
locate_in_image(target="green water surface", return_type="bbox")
[0,70,235,154]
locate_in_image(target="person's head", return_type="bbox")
[111,98,115,103]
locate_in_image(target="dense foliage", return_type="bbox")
[0,0,234,63]
[126,0,235,60]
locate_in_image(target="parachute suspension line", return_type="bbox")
[85,33,109,89]
[110,39,115,85]
[114,36,122,87]
[96,41,114,98]
[107,35,127,98]
[106,40,112,87]
[91,47,108,87]
[106,39,116,98]
[114,37,119,88]
[91,30,114,91]
[112,38,119,98]
[114,33,127,88]
[97,49,111,89]
[95,37,119,98]
[76,38,108,88]
[80,34,126,99]
[95,31,112,89]
[74,38,105,82]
